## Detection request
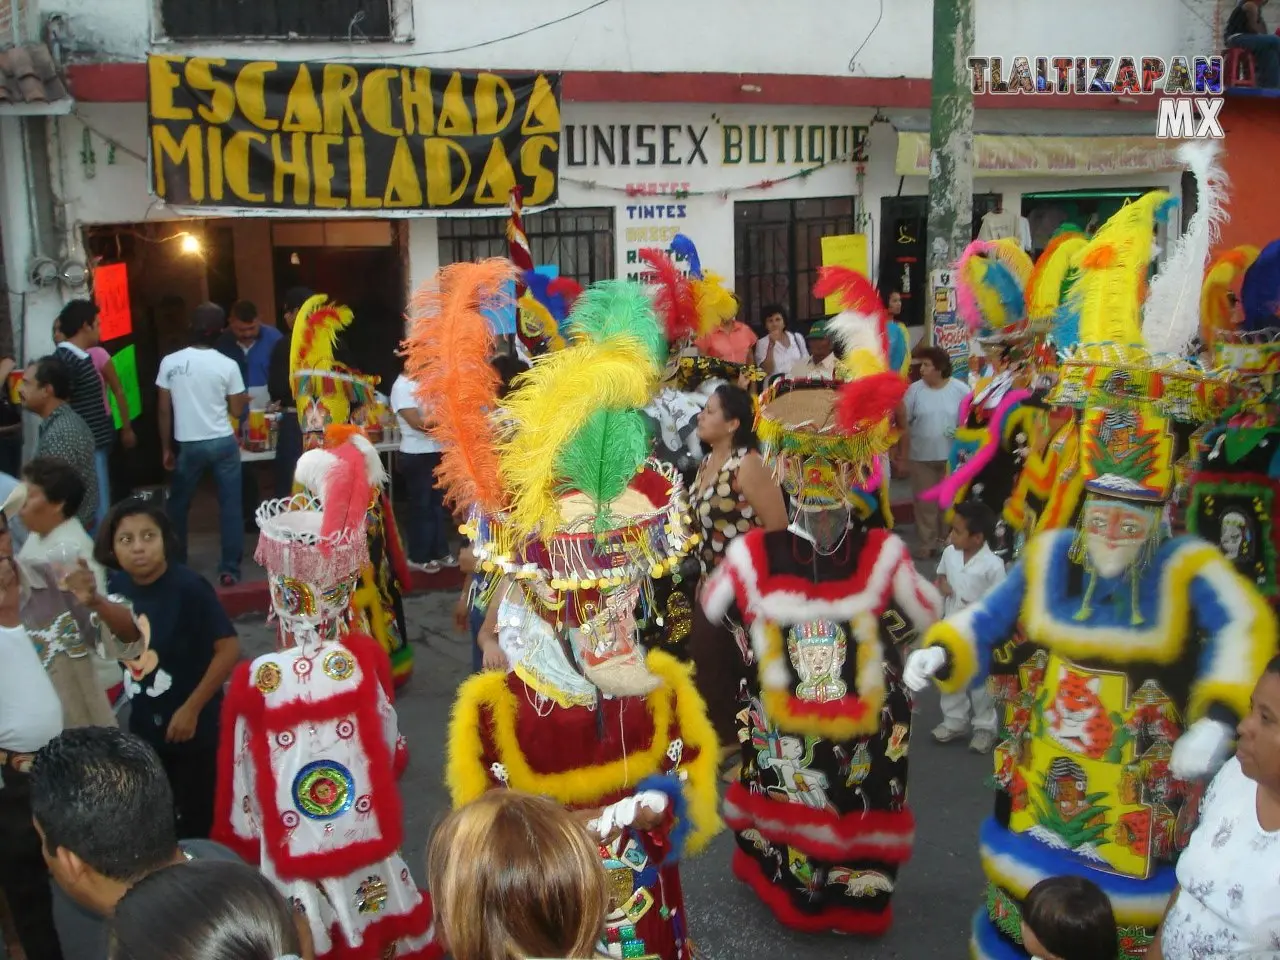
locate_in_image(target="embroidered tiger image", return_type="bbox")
[1045,666,1115,760]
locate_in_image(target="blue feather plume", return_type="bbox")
[985,260,1027,327]
[1241,238,1280,332]
[669,234,703,279]
[524,270,572,324]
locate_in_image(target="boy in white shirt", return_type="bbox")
[156,303,248,586]
[932,499,1006,753]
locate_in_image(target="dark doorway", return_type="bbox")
[272,245,407,390]
[878,196,927,332]
[733,196,857,333]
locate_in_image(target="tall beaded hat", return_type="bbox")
[756,267,907,511]
[403,259,696,635]
[255,432,384,648]
[289,293,381,450]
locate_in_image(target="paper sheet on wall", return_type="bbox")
[108,344,143,429]
[819,235,870,314]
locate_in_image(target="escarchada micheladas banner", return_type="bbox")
[147,55,561,213]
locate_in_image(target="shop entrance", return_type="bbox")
[81,218,407,494]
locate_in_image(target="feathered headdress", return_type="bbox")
[293,430,386,542]
[290,294,353,383]
[1200,245,1259,346]
[289,294,372,436]
[639,247,699,343]
[500,280,667,535]
[403,259,514,515]
[954,238,1033,337]
[1074,191,1176,347]
[1143,142,1228,357]
[670,234,738,336]
[1027,229,1087,341]
[1241,238,1280,332]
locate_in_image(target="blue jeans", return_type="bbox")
[470,604,486,672]
[94,447,111,526]
[1231,33,1280,88]
[168,435,243,578]
[398,452,450,563]
[273,413,303,499]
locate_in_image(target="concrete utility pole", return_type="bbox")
[926,0,975,344]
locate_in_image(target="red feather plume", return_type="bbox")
[813,266,891,359]
[835,372,908,433]
[639,247,699,342]
[546,277,583,309]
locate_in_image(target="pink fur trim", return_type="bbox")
[920,389,1032,508]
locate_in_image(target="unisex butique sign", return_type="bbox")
[147,56,561,212]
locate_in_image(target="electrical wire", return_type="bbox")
[847,0,885,74]
[74,112,147,165]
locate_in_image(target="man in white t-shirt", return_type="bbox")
[156,303,248,586]
[390,372,455,573]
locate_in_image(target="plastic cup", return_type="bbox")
[45,541,81,589]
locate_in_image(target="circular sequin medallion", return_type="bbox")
[336,719,356,740]
[356,794,373,814]
[292,760,355,820]
[281,810,300,829]
[254,662,282,694]
[276,731,295,750]
[322,650,356,682]
[294,658,313,679]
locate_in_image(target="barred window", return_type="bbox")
[437,208,616,288]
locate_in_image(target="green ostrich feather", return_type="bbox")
[555,407,651,526]
[565,279,668,372]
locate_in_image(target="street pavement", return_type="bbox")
[234,567,995,960]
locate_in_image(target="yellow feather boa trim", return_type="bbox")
[922,620,979,695]
[445,649,722,855]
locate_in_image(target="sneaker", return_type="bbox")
[438,554,459,568]
[408,561,441,574]
[969,730,998,754]
[932,722,969,744]
[218,573,240,587]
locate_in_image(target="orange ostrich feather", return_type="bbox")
[404,259,515,514]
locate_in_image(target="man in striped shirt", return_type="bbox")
[54,302,116,528]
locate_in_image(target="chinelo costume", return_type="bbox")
[405,259,720,960]
[213,434,436,960]
[700,267,942,937]
[289,296,414,685]
[904,144,1280,960]
[1188,237,1280,610]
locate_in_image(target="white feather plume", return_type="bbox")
[347,433,388,488]
[1143,141,1228,356]
[827,309,888,362]
[293,450,338,499]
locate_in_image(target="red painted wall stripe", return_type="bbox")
[67,62,1158,113]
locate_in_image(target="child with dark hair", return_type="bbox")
[94,498,240,839]
[932,499,1006,753]
[109,860,305,960]
[1020,875,1118,960]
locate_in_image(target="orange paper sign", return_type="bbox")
[94,263,133,342]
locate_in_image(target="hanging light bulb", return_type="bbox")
[179,233,201,255]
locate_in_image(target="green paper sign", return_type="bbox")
[108,344,143,429]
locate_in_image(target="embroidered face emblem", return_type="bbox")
[786,620,848,703]
[1081,500,1156,578]
[1218,510,1251,561]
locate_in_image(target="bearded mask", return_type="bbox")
[1081,498,1158,579]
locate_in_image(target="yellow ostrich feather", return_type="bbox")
[1028,234,1087,322]
[289,293,357,428]
[1200,246,1260,346]
[498,338,660,536]
[691,270,739,336]
[1074,191,1173,346]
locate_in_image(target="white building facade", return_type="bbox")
[0,0,1223,372]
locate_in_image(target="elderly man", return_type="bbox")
[789,319,840,379]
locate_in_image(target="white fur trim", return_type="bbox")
[348,433,388,488]
[724,793,913,853]
[751,622,790,690]
[979,839,1169,919]
[891,557,943,630]
[702,564,738,623]
[720,531,907,625]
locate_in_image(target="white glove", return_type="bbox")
[587,790,670,839]
[1170,718,1235,781]
[903,647,947,692]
